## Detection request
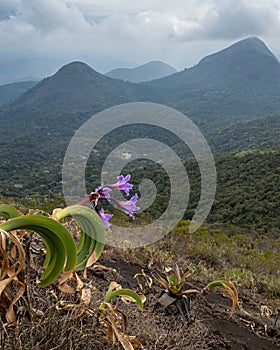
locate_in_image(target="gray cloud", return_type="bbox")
[0,0,18,20]
[205,0,279,39]
[0,0,279,83]
[17,0,90,33]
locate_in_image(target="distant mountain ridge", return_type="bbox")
[0,80,38,105]
[1,36,280,200]
[10,61,157,115]
[142,36,280,131]
[1,37,280,133]
[106,60,177,82]
[197,37,280,83]
[150,37,280,89]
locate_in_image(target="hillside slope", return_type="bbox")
[1,37,280,208]
[0,80,38,104]
[106,60,177,82]
[151,37,280,89]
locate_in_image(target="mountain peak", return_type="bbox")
[199,37,278,66]
[150,37,280,91]
[9,60,146,113]
[191,37,280,85]
[55,61,102,78]
[106,60,177,82]
[225,36,276,57]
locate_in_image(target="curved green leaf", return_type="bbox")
[206,279,238,314]
[75,233,96,270]
[0,216,76,287]
[54,206,106,270]
[101,286,143,311]
[0,204,21,219]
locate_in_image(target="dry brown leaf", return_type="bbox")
[99,303,144,350]
[56,301,77,311]
[260,305,273,317]
[6,279,25,325]
[79,288,91,306]
[134,270,153,291]
[90,264,117,272]
[222,279,239,316]
[58,269,76,294]
[107,313,145,350]
[0,229,26,326]
[119,292,146,305]
[82,250,98,279]
[0,234,9,280]
[74,272,84,289]
[86,249,98,268]
[59,269,84,294]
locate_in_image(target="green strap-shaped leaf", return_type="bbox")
[75,233,97,270]
[206,279,238,314]
[77,230,86,254]
[54,206,106,270]
[206,279,234,290]
[0,215,76,287]
[100,285,143,311]
[0,204,21,219]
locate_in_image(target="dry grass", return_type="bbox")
[1,226,280,349]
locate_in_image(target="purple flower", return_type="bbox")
[113,194,140,220]
[94,184,111,199]
[72,174,139,226]
[107,174,133,196]
[98,208,113,228]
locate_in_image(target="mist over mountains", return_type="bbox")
[1,36,280,200]
[2,36,280,133]
[106,61,177,82]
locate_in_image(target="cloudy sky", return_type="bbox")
[0,0,280,82]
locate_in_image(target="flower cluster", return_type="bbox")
[76,175,140,228]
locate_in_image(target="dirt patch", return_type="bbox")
[1,245,280,350]
[96,249,280,350]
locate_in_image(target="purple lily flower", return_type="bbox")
[107,174,133,195]
[113,194,140,220]
[98,208,113,228]
[72,174,139,227]
[94,184,111,199]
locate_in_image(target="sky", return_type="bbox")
[0,0,280,83]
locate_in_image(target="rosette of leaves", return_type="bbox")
[154,263,238,322]
[53,205,106,271]
[0,204,106,287]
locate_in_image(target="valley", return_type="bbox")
[1,35,280,350]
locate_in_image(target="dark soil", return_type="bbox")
[96,247,280,350]
[1,245,280,350]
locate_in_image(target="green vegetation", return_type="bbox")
[1,202,242,349]
[0,204,106,287]
[210,114,280,152]
[121,146,280,236]
[1,37,280,348]
[0,80,38,105]
[1,200,279,348]
[153,263,238,320]
[169,220,280,298]
[2,144,280,236]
